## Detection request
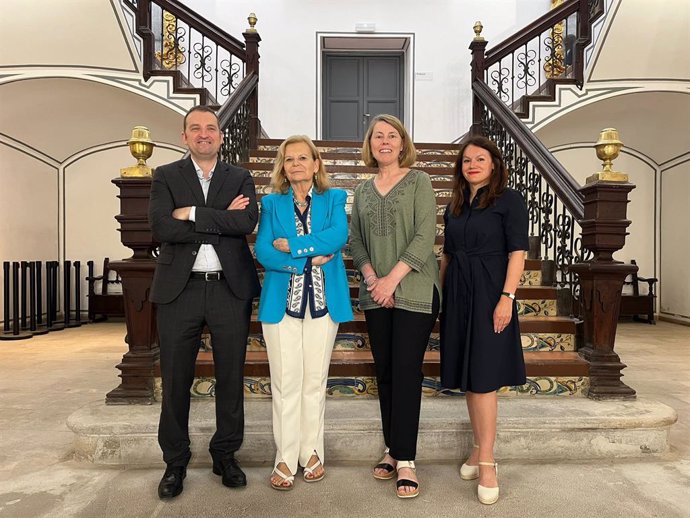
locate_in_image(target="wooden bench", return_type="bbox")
[619,259,657,324]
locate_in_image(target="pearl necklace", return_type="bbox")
[294,199,308,208]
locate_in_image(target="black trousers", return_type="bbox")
[157,277,252,468]
[364,289,439,461]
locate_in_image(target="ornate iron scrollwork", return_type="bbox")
[220,60,242,97]
[192,41,213,82]
[220,99,250,165]
[489,67,511,103]
[516,49,537,89]
[156,12,187,69]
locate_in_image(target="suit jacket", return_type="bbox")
[149,157,261,305]
[255,187,353,324]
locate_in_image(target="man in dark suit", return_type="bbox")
[149,105,260,499]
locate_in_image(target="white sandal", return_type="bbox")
[270,466,295,491]
[303,456,325,483]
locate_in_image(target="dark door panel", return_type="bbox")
[323,54,403,141]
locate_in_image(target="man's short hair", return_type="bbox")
[183,105,220,131]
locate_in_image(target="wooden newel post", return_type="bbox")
[469,21,488,136]
[106,127,160,405]
[243,12,261,152]
[569,129,636,400]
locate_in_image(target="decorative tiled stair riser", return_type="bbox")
[153,375,588,401]
[244,331,575,353]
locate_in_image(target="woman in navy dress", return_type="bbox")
[440,135,528,505]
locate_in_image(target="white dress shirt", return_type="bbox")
[188,158,223,272]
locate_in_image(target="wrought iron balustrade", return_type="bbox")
[473,81,590,296]
[481,0,592,116]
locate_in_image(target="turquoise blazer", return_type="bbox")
[255,187,353,324]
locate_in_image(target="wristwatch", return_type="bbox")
[501,291,516,300]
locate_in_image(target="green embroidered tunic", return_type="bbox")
[349,169,440,314]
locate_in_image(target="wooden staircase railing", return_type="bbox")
[121,0,262,155]
[468,0,636,400]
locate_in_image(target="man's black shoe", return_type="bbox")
[212,457,247,487]
[158,466,186,499]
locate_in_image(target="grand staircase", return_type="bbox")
[155,139,588,400]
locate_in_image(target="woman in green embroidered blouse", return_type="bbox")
[349,114,440,499]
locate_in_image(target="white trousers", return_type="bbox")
[262,310,338,475]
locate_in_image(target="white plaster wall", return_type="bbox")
[590,0,690,82]
[0,144,58,322]
[0,0,137,71]
[550,147,657,279]
[182,0,550,141]
[660,160,690,320]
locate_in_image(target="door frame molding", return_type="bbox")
[316,32,414,140]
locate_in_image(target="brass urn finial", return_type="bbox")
[473,21,485,41]
[121,126,155,177]
[587,128,628,183]
[247,12,258,32]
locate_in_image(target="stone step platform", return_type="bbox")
[68,397,677,466]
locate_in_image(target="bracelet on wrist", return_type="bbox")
[501,291,516,300]
[364,275,377,286]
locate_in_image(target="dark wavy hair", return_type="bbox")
[449,135,508,216]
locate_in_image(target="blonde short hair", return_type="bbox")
[270,135,331,194]
[361,114,416,168]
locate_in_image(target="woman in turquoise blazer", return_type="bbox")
[255,135,352,491]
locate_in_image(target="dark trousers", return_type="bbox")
[364,289,439,461]
[157,277,252,467]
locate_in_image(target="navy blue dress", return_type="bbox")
[440,187,529,393]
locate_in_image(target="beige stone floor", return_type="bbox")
[0,321,688,517]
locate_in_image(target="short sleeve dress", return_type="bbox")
[440,187,529,393]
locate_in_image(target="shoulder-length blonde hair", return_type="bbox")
[270,135,331,194]
[361,114,417,168]
[450,135,508,216]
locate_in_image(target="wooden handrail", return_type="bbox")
[149,0,246,59]
[473,80,584,220]
[217,72,259,127]
[485,0,581,67]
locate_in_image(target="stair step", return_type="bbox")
[246,161,456,176]
[252,257,543,272]
[249,150,457,164]
[252,176,453,189]
[257,139,461,153]
[243,313,572,337]
[177,350,587,378]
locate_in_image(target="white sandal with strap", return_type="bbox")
[477,461,499,505]
[460,444,479,480]
[270,466,295,491]
[303,456,325,483]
